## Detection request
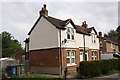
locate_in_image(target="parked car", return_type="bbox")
[113,52,120,58]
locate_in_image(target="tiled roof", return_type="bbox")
[28,15,96,35]
[98,36,120,45]
[46,16,95,35]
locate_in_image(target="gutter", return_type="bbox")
[59,29,62,76]
[83,34,86,60]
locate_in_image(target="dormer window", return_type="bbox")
[91,34,96,43]
[67,28,74,40]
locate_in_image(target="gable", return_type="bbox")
[66,22,74,28]
[28,16,41,35]
[91,27,97,35]
[29,15,59,50]
[91,30,96,34]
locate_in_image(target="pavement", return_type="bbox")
[66,73,120,80]
[96,73,119,79]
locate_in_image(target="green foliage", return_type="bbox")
[104,30,117,39]
[116,26,120,43]
[79,59,120,79]
[104,26,120,44]
[1,31,23,57]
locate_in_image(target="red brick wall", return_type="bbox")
[61,48,79,71]
[89,49,100,61]
[15,52,25,63]
[29,48,60,67]
[100,38,119,53]
[106,42,119,53]
[29,48,100,72]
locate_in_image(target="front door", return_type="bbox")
[80,51,83,62]
[85,50,88,61]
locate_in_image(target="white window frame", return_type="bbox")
[100,41,103,47]
[66,50,76,66]
[91,34,96,44]
[66,50,70,65]
[71,50,75,64]
[111,42,113,48]
[92,51,97,60]
[67,28,74,40]
[22,55,25,61]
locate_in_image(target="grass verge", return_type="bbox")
[9,74,64,80]
[80,70,120,79]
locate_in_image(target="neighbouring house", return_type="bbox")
[15,51,30,72]
[25,4,100,75]
[98,32,119,54]
[15,52,25,64]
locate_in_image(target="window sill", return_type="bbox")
[67,39,75,42]
[67,63,76,67]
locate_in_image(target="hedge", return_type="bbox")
[79,58,120,78]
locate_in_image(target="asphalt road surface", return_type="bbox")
[67,73,120,80]
[80,73,120,80]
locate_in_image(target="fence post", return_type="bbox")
[76,67,80,78]
[64,67,67,80]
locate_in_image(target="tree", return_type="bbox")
[116,26,120,44]
[104,26,120,44]
[1,31,23,57]
[104,30,117,39]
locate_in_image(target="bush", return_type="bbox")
[79,59,120,78]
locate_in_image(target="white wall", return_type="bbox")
[60,23,100,50]
[85,35,99,49]
[29,16,59,50]
[60,29,84,48]
[29,17,99,50]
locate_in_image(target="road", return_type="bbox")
[80,73,120,80]
[66,73,120,80]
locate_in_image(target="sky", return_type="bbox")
[0,0,120,47]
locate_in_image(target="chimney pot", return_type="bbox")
[82,22,84,25]
[82,21,88,28]
[40,4,48,16]
[99,32,102,37]
[44,4,46,8]
[84,21,86,24]
[43,4,46,10]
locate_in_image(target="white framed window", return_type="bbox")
[71,51,75,63]
[111,42,113,48]
[91,34,96,43]
[67,28,74,40]
[66,50,76,66]
[22,55,25,61]
[66,50,70,64]
[92,51,97,60]
[100,41,103,47]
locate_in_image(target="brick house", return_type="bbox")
[15,52,25,64]
[98,32,119,54]
[25,4,100,75]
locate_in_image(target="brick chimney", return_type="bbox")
[99,32,102,37]
[39,4,48,16]
[82,21,88,28]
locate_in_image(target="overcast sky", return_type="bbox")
[1,1,119,47]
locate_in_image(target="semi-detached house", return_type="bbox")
[25,4,100,75]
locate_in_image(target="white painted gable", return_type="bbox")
[66,22,74,28]
[91,29,95,34]
[29,16,59,50]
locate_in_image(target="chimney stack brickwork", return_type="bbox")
[40,4,48,16]
[99,32,102,37]
[82,21,88,28]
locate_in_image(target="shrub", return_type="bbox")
[79,59,119,78]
